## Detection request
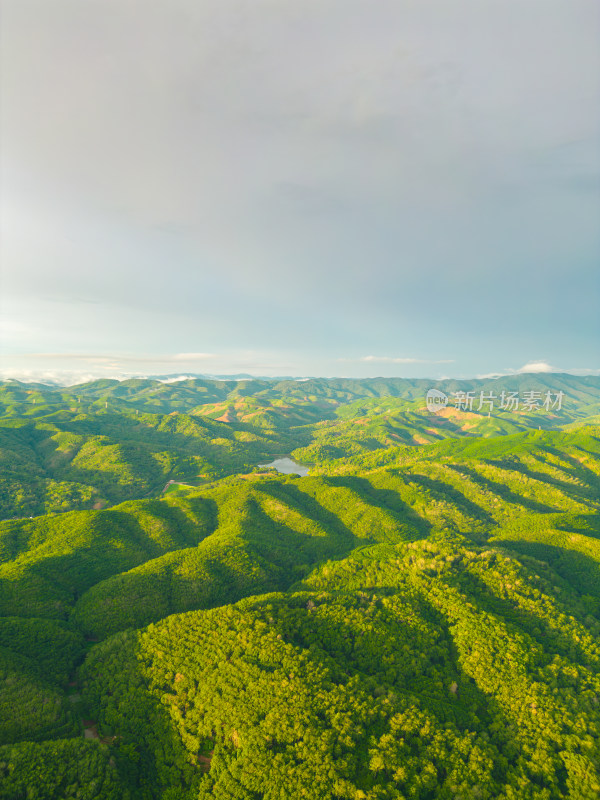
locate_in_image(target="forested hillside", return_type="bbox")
[0,407,308,520]
[1,374,598,520]
[0,376,599,798]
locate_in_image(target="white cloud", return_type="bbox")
[156,375,200,383]
[516,361,555,373]
[475,371,508,380]
[476,363,600,379]
[0,368,141,386]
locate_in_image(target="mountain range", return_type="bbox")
[0,374,599,799]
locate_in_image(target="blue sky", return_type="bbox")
[1,0,599,383]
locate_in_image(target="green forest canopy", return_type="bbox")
[0,374,599,799]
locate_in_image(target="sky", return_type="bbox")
[1,0,599,384]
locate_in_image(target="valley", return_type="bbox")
[0,374,599,799]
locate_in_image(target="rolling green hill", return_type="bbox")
[0,407,309,520]
[79,543,600,799]
[1,374,598,521]
[0,377,599,798]
[1,373,598,420]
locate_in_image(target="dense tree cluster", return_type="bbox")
[80,543,600,798]
[0,377,599,798]
[0,739,127,799]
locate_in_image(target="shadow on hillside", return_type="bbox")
[446,465,558,513]
[64,413,297,462]
[0,499,218,617]
[71,537,281,639]
[81,632,194,797]
[544,446,600,495]
[315,475,432,541]
[32,411,310,507]
[264,591,498,734]
[402,473,496,526]
[555,514,600,540]
[26,429,168,504]
[481,454,600,508]
[443,551,600,669]
[494,539,600,601]
[244,489,358,573]
[255,481,359,548]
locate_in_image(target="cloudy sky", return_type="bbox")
[1,0,599,383]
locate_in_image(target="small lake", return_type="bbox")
[257,457,309,477]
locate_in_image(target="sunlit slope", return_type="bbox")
[0,426,599,798]
[2,373,597,417]
[1,428,597,641]
[293,400,600,467]
[0,377,326,417]
[310,424,600,479]
[1,375,597,520]
[79,540,600,799]
[0,407,305,519]
[188,395,338,428]
[293,397,535,461]
[0,496,217,618]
